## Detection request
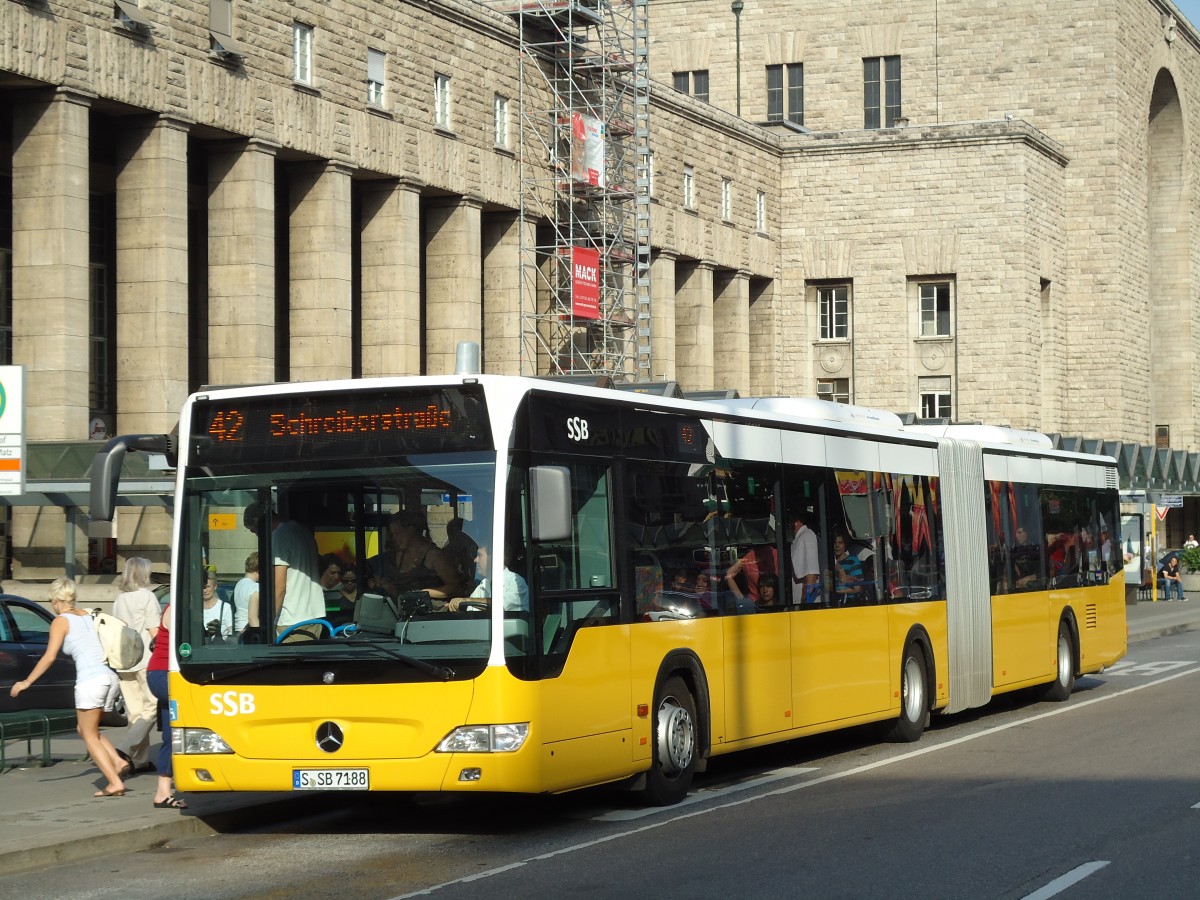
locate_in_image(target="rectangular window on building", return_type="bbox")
[721,179,732,221]
[920,377,952,420]
[919,281,952,337]
[367,48,386,107]
[864,56,901,128]
[672,70,710,103]
[210,0,232,35]
[756,190,766,233]
[817,378,850,404]
[766,63,803,124]
[493,94,510,147]
[1156,425,1171,448]
[435,73,452,129]
[818,284,850,340]
[293,22,313,85]
[683,165,695,209]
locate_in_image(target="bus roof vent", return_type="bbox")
[455,341,481,376]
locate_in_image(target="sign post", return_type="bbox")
[0,366,26,497]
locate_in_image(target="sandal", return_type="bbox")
[95,788,127,798]
[153,796,188,809]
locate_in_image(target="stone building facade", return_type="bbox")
[0,0,1196,572]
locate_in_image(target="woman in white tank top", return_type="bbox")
[8,578,127,797]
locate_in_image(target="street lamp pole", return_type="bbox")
[731,0,744,117]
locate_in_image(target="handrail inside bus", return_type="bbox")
[89,433,175,527]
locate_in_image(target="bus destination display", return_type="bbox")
[191,387,491,465]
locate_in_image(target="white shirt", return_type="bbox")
[790,524,820,581]
[113,587,161,671]
[470,568,529,611]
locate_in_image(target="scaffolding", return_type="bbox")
[497,0,651,380]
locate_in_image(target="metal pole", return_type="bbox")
[731,1,743,117]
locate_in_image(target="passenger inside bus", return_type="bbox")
[831,531,864,605]
[367,509,466,604]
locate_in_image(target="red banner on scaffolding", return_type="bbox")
[571,247,601,320]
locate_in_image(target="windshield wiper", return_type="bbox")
[347,639,456,681]
[194,655,324,684]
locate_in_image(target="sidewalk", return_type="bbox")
[2,596,1199,876]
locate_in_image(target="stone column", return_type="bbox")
[114,116,191,561]
[12,89,91,440]
[208,139,277,387]
[425,197,482,377]
[714,270,750,395]
[360,179,421,377]
[289,161,354,382]
[10,89,92,577]
[482,212,525,375]
[650,250,678,383]
[116,116,190,434]
[675,259,714,392]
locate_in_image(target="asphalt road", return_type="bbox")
[3,629,1199,900]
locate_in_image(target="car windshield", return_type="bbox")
[175,455,497,680]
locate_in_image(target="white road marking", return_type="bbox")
[1020,861,1110,900]
[1103,660,1194,676]
[389,664,1200,899]
[591,766,819,822]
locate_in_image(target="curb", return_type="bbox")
[0,793,332,877]
[1128,622,1195,644]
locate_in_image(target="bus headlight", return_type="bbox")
[173,727,235,755]
[436,723,529,753]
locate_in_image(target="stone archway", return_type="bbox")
[1147,68,1191,446]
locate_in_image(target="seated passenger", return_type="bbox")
[724,544,779,602]
[755,573,780,610]
[832,532,864,605]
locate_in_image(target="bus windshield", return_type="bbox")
[175,385,498,680]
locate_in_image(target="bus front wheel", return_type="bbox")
[886,643,929,743]
[1040,621,1076,702]
[644,675,697,806]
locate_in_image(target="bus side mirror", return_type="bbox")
[530,466,572,542]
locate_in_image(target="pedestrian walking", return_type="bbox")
[9,578,127,797]
[112,557,161,774]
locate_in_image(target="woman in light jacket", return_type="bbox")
[112,557,162,773]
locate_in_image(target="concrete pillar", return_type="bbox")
[115,116,190,434]
[12,89,91,440]
[10,89,92,577]
[748,278,778,396]
[482,212,526,375]
[714,270,750,395]
[208,139,277,386]
[650,250,678,382]
[289,162,354,382]
[675,260,714,392]
[425,197,482,377]
[360,179,421,377]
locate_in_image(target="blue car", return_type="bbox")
[0,594,76,712]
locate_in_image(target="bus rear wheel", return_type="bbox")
[643,675,697,806]
[885,643,928,743]
[1040,621,1076,702]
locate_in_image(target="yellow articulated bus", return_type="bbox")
[90,366,1126,805]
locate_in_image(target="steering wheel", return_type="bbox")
[274,618,333,643]
[458,600,489,612]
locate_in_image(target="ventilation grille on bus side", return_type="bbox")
[1085,603,1098,630]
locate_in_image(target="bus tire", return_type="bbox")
[1040,621,1076,702]
[643,675,698,806]
[885,643,929,743]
